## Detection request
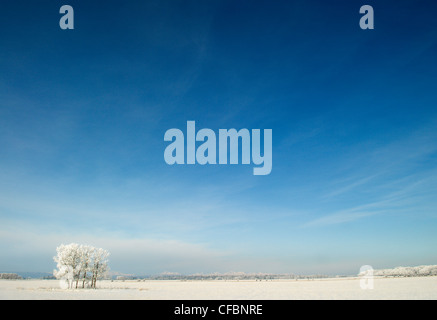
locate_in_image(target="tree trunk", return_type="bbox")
[82,263,88,288]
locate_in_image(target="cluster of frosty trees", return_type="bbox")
[53,243,110,289]
[0,273,22,280]
[363,265,437,278]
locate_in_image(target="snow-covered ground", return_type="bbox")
[1,277,437,300]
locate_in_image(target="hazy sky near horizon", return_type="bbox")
[1,0,437,275]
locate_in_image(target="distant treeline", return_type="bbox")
[0,273,23,280]
[370,265,437,278]
[116,273,331,281]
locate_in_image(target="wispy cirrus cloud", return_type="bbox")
[306,122,437,227]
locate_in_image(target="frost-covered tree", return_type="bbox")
[54,243,110,289]
[78,245,93,289]
[90,247,110,289]
[53,243,82,289]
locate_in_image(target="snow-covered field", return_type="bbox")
[1,277,437,300]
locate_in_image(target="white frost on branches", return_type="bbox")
[53,243,110,289]
[359,265,437,278]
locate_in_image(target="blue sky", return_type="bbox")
[1,0,437,275]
